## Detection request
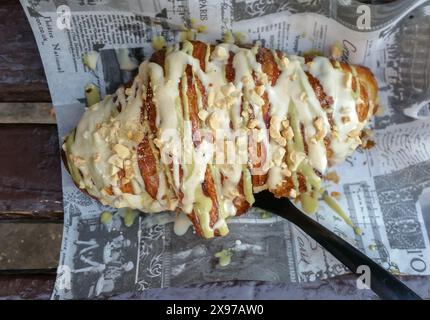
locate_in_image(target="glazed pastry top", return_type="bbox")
[63,40,378,238]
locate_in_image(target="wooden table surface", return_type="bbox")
[1,0,429,300]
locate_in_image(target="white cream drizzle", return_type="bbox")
[65,41,375,238]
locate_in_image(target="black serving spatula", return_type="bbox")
[254,190,422,300]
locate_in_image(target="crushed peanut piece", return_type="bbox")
[281,120,290,129]
[280,57,289,69]
[330,43,343,60]
[325,171,340,184]
[255,85,265,96]
[281,127,295,140]
[299,92,308,102]
[109,165,120,176]
[289,73,298,81]
[289,150,306,171]
[242,75,250,84]
[281,167,292,177]
[273,147,286,166]
[108,154,123,168]
[341,116,350,124]
[313,117,324,131]
[114,144,130,159]
[248,90,265,107]
[207,90,215,107]
[198,109,209,121]
[344,73,352,88]
[248,119,259,129]
[93,153,101,162]
[270,116,287,146]
[347,129,361,138]
[153,138,163,149]
[221,83,236,97]
[362,139,376,149]
[330,191,341,200]
[214,98,227,109]
[340,106,350,114]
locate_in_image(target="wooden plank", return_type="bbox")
[0,222,62,271]
[0,103,56,124]
[0,274,55,300]
[0,124,63,220]
[0,274,428,300]
[0,0,51,102]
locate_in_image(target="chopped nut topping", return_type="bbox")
[315,130,325,141]
[281,120,290,129]
[225,95,236,108]
[225,187,240,199]
[208,112,219,130]
[341,116,350,124]
[198,109,209,121]
[289,73,298,81]
[125,88,133,96]
[248,119,259,129]
[242,75,250,84]
[93,153,101,162]
[289,150,306,171]
[124,166,134,179]
[299,92,308,102]
[281,127,294,140]
[344,73,352,88]
[280,57,289,69]
[340,106,350,114]
[112,120,121,130]
[114,143,130,159]
[207,90,215,107]
[211,46,228,61]
[281,167,292,177]
[108,154,123,168]
[270,116,287,146]
[325,171,340,184]
[109,165,120,176]
[153,138,163,149]
[330,43,343,60]
[255,85,265,96]
[332,130,339,139]
[313,117,324,131]
[248,90,265,107]
[221,83,236,97]
[254,128,265,143]
[362,139,376,149]
[215,98,227,109]
[330,191,341,200]
[70,154,86,166]
[131,130,144,143]
[347,129,361,138]
[273,147,286,166]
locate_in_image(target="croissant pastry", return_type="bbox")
[63,40,378,238]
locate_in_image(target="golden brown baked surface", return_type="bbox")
[63,40,378,238]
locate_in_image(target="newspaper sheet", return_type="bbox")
[19,0,430,299]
